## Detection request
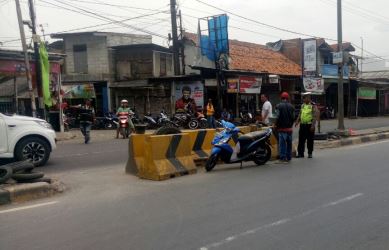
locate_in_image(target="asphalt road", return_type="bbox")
[1,134,389,249]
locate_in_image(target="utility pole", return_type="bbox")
[360,37,363,76]
[337,0,345,131]
[28,0,44,114]
[178,10,185,75]
[170,0,180,75]
[15,0,36,117]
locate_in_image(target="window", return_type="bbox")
[160,54,166,76]
[73,44,88,73]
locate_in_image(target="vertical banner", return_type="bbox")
[303,40,317,74]
[175,82,204,109]
[39,42,52,107]
[239,76,262,94]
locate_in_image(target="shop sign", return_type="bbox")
[358,87,376,100]
[269,75,279,84]
[227,78,238,93]
[332,52,343,64]
[239,76,262,94]
[303,77,324,94]
[175,81,204,109]
[62,83,96,99]
[303,40,317,74]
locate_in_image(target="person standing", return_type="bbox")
[205,98,215,128]
[261,94,273,125]
[295,92,319,158]
[274,92,295,163]
[79,99,95,144]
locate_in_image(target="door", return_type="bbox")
[0,116,8,153]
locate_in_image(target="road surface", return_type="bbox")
[1,135,389,249]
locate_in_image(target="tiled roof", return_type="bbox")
[184,33,302,76]
[330,42,355,52]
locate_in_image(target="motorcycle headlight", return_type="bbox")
[35,120,53,130]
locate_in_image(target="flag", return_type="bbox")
[39,41,52,107]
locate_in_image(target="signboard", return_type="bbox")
[303,77,324,94]
[175,82,204,109]
[239,76,262,94]
[269,75,279,84]
[321,64,349,79]
[303,40,317,73]
[227,78,238,93]
[332,52,343,64]
[358,87,376,100]
[62,83,96,99]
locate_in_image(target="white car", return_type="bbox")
[0,113,56,166]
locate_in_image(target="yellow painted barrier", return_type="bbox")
[132,133,196,181]
[186,129,218,159]
[125,134,148,175]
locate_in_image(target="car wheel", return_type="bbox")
[14,137,51,167]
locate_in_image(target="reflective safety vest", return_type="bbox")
[300,104,313,124]
[206,104,215,116]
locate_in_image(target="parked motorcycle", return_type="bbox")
[172,112,199,129]
[205,120,272,172]
[240,111,254,125]
[93,113,117,130]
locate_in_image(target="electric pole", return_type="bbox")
[337,0,345,131]
[170,0,180,75]
[28,0,43,112]
[15,0,36,117]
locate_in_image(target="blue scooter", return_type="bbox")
[205,120,272,172]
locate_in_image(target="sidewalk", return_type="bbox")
[57,117,389,143]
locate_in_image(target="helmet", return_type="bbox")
[280,92,289,99]
[121,99,128,103]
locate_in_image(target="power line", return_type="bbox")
[45,0,168,39]
[194,0,337,41]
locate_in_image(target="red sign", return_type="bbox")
[0,59,61,76]
[227,78,238,93]
[239,76,262,94]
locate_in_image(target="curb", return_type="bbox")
[316,132,389,149]
[0,180,65,206]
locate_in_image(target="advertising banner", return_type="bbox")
[303,40,317,74]
[227,78,238,93]
[358,87,376,100]
[303,77,324,94]
[175,82,204,109]
[239,76,262,94]
[62,83,96,99]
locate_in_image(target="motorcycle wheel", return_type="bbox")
[105,122,114,129]
[120,127,127,139]
[199,119,208,129]
[253,144,272,165]
[188,119,199,130]
[205,154,218,172]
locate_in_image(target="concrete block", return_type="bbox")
[4,182,54,203]
[0,188,10,205]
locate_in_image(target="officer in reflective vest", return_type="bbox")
[295,92,319,158]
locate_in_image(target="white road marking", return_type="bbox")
[199,193,364,250]
[0,201,58,214]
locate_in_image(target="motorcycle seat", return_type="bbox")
[238,130,268,143]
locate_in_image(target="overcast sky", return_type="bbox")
[1,0,388,70]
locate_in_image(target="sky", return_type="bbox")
[0,0,388,71]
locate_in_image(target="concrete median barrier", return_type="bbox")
[127,133,196,181]
[186,129,216,160]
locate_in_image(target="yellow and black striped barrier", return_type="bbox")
[127,133,197,181]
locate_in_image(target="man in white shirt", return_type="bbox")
[261,94,273,125]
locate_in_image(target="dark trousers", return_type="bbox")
[298,124,314,156]
[80,121,92,142]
